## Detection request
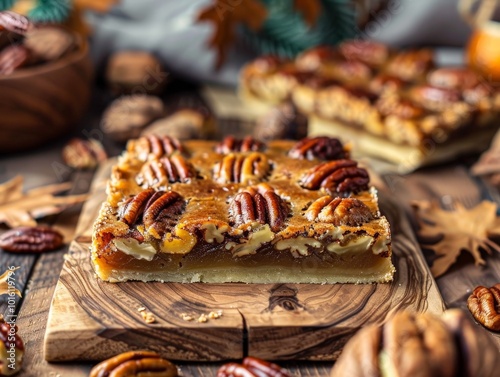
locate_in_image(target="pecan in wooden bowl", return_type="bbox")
[0,17,92,153]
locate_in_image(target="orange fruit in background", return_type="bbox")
[467,21,500,83]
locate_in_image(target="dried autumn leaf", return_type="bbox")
[0,266,21,298]
[413,200,500,277]
[197,0,267,69]
[0,176,88,228]
[294,0,322,27]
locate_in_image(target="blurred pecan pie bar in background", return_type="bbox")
[240,40,500,170]
[91,135,394,284]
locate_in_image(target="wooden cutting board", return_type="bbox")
[44,160,445,362]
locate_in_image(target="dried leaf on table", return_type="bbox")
[197,0,268,69]
[0,176,88,228]
[294,0,322,26]
[471,130,500,186]
[0,266,21,297]
[413,200,500,278]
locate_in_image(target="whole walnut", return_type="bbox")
[254,102,308,141]
[330,309,500,377]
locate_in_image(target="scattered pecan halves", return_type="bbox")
[467,284,500,331]
[230,184,287,232]
[136,135,184,160]
[305,196,374,226]
[217,356,290,377]
[288,136,347,161]
[300,159,369,196]
[0,226,64,253]
[90,350,178,377]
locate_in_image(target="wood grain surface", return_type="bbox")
[44,160,445,363]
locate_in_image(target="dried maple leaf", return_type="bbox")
[0,176,88,228]
[0,266,21,298]
[413,200,500,278]
[294,0,322,26]
[197,0,267,69]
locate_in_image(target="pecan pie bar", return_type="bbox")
[240,41,500,169]
[92,135,394,284]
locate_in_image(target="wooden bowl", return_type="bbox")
[0,34,93,153]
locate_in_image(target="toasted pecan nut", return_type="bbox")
[288,136,348,161]
[214,152,271,184]
[369,74,405,94]
[467,284,500,331]
[334,60,372,81]
[0,11,31,35]
[295,45,340,71]
[305,197,374,226]
[136,155,195,188]
[217,356,291,377]
[118,189,156,225]
[411,84,462,105]
[90,350,178,377]
[300,160,369,196]
[62,138,107,169]
[0,44,29,75]
[215,136,264,154]
[0,314,24,376]
[427,67,480,90]
[0,226,64,253]
[386,49,434,81]
[376,95,425,119]
[229,184,288,232]
[101,95,164,142]
[339,40,389,66]
[135,135,184,160]
[143,191,184,236]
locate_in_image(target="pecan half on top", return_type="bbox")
[213,152,271,185]
[305,196,374,226]
[215,136,265,154]
[136,154,196,188]
[118,189,185,238]
[288,136,348,161]
[90,350,178,377]
[0,226,64,253]
[217,356,291,377]
[300,159,369,196]
[135,135,184,160]
[467,284,500,331]
[229,183,288,232]
[0,314,24,376]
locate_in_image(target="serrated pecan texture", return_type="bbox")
[305,196,374,226]
[0,226,63,253]
[136,135,184,159]
[62,138,107,169]
[213,152,270,184]
[288,136,348,161]
[118,189,185,238]
[90,350,178,377]
[229,184,287,232]
[215,136,264,154]
[136,154,195,187]
[300,159,369,196]
[217,356,290,377]
[467,284,500,331]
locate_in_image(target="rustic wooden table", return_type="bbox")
[1,85,500,377]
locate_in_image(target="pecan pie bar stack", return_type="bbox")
[92,135,394,283]
[240,40,500,169]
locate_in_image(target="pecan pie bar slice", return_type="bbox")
[91,136,395,284]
